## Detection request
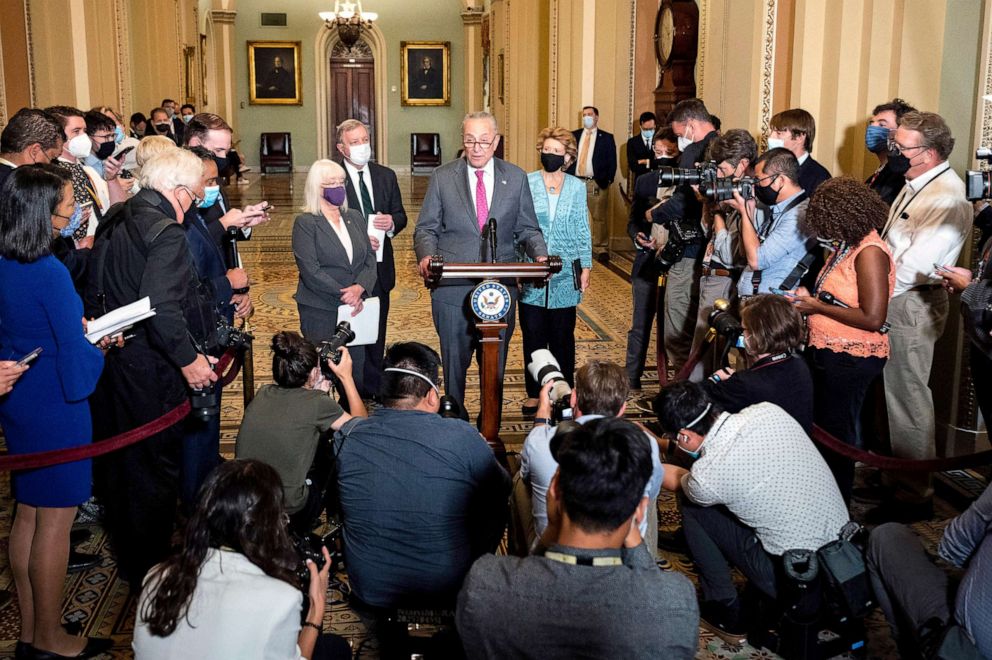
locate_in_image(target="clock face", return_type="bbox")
[660,6,675,64]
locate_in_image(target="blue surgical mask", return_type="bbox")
[198,185,220,208]
[642,128,655,142]
[57,204,83,238]
[582,115,595,130]
[677,444,701,460]
[114,125,125,144]
[865,125,890,153]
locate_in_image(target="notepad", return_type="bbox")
[367,215,385,262]
[336,297,380,346]
[85,297,156,344]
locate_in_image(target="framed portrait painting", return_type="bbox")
[401,41,450,106]
[248,41,302,105]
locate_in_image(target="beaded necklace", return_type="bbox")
[813,241,852,295]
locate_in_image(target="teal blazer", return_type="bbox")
[520,171,593,309]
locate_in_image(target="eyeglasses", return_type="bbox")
[891,141,928,155]
[91,133,115,142]
[463,138,496,150]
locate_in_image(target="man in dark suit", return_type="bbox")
[411,55,443,99]
[161,99,185,145]
[414,111,548,414]
[625,111,657,183]
[335,118,408,397]
[0,108,64,189]
[566,106,616,259]
[767,108,831,194]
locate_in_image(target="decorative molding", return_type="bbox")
[331,40,373,59]
[0,37,6,126]
[757,0,778,149]
[626,0,635,136]
[314,25,390,164]
[210,9,237,25]
[24,0,36,106]
[114,0,132,115]
[549,0,559,122]
[696,0,708,94]
[503,0,510,138]
[461,8,484,26]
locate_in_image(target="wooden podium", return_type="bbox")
[427,255,562,460]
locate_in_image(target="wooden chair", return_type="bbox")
[259,132,293,174]
[410,133,441,173]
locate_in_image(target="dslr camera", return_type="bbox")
[291,524,343,590]
[700,176,757,202]
[965,147,991,201]
[215,317,253,351]
[658,160,718,187]
[655,218,705,272]
[527,349,574,425]
[317,321,356,379]
[707,299,743,368]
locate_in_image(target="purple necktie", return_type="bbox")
[475,170,489,231]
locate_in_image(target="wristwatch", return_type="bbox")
[533,417,552,426]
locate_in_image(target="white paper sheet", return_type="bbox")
[367,214,385,262]
[85,296,156,343]
[336,297,380,346]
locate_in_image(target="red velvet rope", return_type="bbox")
[0,350,240,472]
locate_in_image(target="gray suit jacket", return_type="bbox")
[292,209,378,312]
[414,157,548,304]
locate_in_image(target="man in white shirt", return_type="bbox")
[654,381,849,645]
[870,111,973,523]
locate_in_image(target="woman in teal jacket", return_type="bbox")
[519,127,593,414]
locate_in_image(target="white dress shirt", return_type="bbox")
[133,549,306,660]
[466,158,495,210]
[883,162,973,296]
[343,159,376,215]
[576,129,598,177]
[327,213,355,263]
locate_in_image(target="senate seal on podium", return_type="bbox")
[470,281,512,322]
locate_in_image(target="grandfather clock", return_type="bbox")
[654,0,699,120]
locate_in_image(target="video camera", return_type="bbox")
[657,160,718,187]
[526,349,574,425]
[655,218,705,272]
[700,176,757,202]
[965,147,991,201]
[317,321,356,380]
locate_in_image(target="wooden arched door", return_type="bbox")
[329,39,376,159]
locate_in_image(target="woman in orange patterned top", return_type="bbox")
[788,178,895,502]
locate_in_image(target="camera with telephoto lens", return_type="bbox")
[708,299,743,339]
[215,318,253,350]
[317,322,356,379]
[658,160,718,187]
[699,176,757,202]
[655,218,705,272]
[527,349,574,425]
[965,147,992,201]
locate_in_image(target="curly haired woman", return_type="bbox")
[788,178,894,502]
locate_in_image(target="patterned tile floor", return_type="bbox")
[0,171,977,658]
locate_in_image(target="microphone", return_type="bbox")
[486,217,498,263]
[818,291,890,334]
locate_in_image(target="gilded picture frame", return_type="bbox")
[248,40,302,105]
[400,41,450,107]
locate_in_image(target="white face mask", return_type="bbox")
[67,134,93,159]
[348,143,372,168]
[582,115,595,130]
[766,137,786,151]
[677,124,693,152]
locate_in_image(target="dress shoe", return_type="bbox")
[864,499,934,525]
[69,528,92,547]
[66,550,100,573]
[699,600,747,646]
[28,637,112,659]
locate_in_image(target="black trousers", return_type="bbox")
[970,347,992,427]
[806,346,885,503]
[518,302,577,398]
[362,288,390,398]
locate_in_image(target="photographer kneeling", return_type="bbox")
[236,331,365,535]
[703,294,813,433]
[334,342,510,610]
[654,381,849,644]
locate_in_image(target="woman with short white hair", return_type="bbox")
[292,159,377,397]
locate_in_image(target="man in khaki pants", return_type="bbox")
[866,111,972,524]
[567,106,616,260]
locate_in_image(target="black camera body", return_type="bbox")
[658,160,718,187]
[216,318,253,351]
[965,147,992,201]
[708,306,743,339]
[655,218,705,272]
[292,525,343,590]
[317,322,356,379]
[189,383,220,422]
[700,176,757,202]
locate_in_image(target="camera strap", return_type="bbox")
[750,192,808,295]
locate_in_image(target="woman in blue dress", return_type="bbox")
[0,165,109,658]
[519,127,593,414]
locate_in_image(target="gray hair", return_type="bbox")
[462,111,498,136]
[335,119,368,145]
[138,147,203,192]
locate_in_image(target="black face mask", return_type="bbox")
[213,155,229,174]
[540,152,566,172]
[94,141,116,161]
[754,179,779,206]
[651,156,678,170]
[887,150,911,175]
[155,123,171,133]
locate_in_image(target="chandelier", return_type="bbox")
[319,1,378,48]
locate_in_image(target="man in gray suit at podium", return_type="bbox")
[415,111,548,410]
